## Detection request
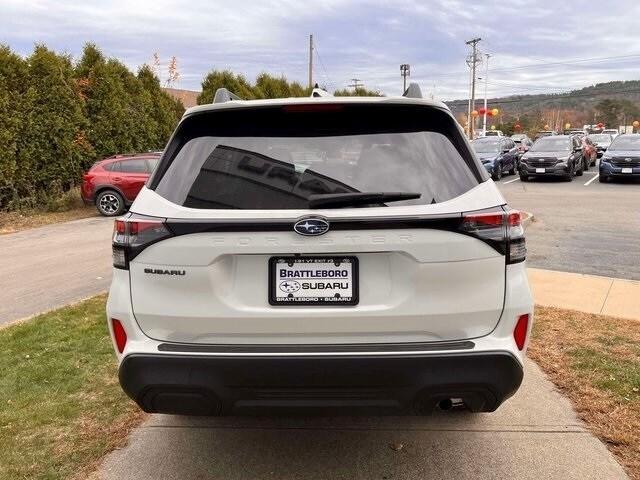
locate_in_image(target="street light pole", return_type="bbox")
[400,64,410,93]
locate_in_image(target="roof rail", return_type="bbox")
[213,88,243,104]
[104,152,161,159]
[402,82,422,99]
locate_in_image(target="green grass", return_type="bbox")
[568,346,640,401]
[0,295,142,480]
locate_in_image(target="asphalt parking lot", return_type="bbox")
[495,168,640,280]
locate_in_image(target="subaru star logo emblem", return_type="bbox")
[293,217,329,236]
[279,281,301,293]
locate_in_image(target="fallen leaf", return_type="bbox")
[389,442,404,451]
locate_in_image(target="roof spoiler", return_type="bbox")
[403,82,422,99]
[213,88,243,104]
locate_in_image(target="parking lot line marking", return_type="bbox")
[502,177,521,184]
[584,174,599,186]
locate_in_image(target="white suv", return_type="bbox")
[107,86,533,416]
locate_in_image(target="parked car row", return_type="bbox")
[471,132,640,183]
[85,132,637,219]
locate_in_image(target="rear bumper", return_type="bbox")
[80,185,94,204]
[119,351,524,415]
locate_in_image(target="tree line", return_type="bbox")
[196,70,381,104]
[0,43,184,210]
[0,43,382,211]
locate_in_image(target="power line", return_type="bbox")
[349,78,364,89]
[428,52,640,78]
[313,43,337,92]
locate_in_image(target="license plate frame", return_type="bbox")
[535,167,546,173]
[269,256,359,306]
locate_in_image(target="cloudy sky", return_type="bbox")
[2,0,639,100]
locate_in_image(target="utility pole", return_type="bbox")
[349,78,364,92]
[400,64,410,93]
[308,34,313,90]
[465,37,481,139]
[482,53,490,136]
[466,61,473,137]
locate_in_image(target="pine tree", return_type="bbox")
[17,45,88,206]
[0,46,28,208]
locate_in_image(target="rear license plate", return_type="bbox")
[536,168,545,173]
[269,256,359,306]
[622,167,633,174]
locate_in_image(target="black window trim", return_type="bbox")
[148,103,487,192]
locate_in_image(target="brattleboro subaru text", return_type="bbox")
[106,85,533,416]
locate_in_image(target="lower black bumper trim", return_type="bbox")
[157,340,475,354]
[119,352,523,416]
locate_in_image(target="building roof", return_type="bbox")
[162,87,200,108]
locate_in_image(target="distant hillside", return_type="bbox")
[445,80,640,119]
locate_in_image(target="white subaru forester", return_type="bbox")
[107,86,533,416]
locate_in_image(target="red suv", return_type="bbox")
[82,153,161,216]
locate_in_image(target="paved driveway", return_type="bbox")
[0,216,113,325]
[98,361,628,480]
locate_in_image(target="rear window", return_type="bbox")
[152,104,482,209]
[530,137,572,152]
[610,135,640,151]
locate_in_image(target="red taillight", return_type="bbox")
[114,219,126,234]
[507,211,521,227]
[111,318,127,353]
[112,216,172,269]
[459,208,526,264]
[513,314,529,350]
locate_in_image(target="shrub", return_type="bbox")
[0,43,184,211]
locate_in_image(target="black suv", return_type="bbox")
[519,135,584,181]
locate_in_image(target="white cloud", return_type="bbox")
[1,0,639,98]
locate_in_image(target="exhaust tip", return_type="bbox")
[438,398,453,410]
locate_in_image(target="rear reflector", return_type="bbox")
[513,314,529,350]
[111,318,127,353]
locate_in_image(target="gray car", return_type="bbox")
[588,133,613,158]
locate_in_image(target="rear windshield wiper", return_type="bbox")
[308,192,421,209]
